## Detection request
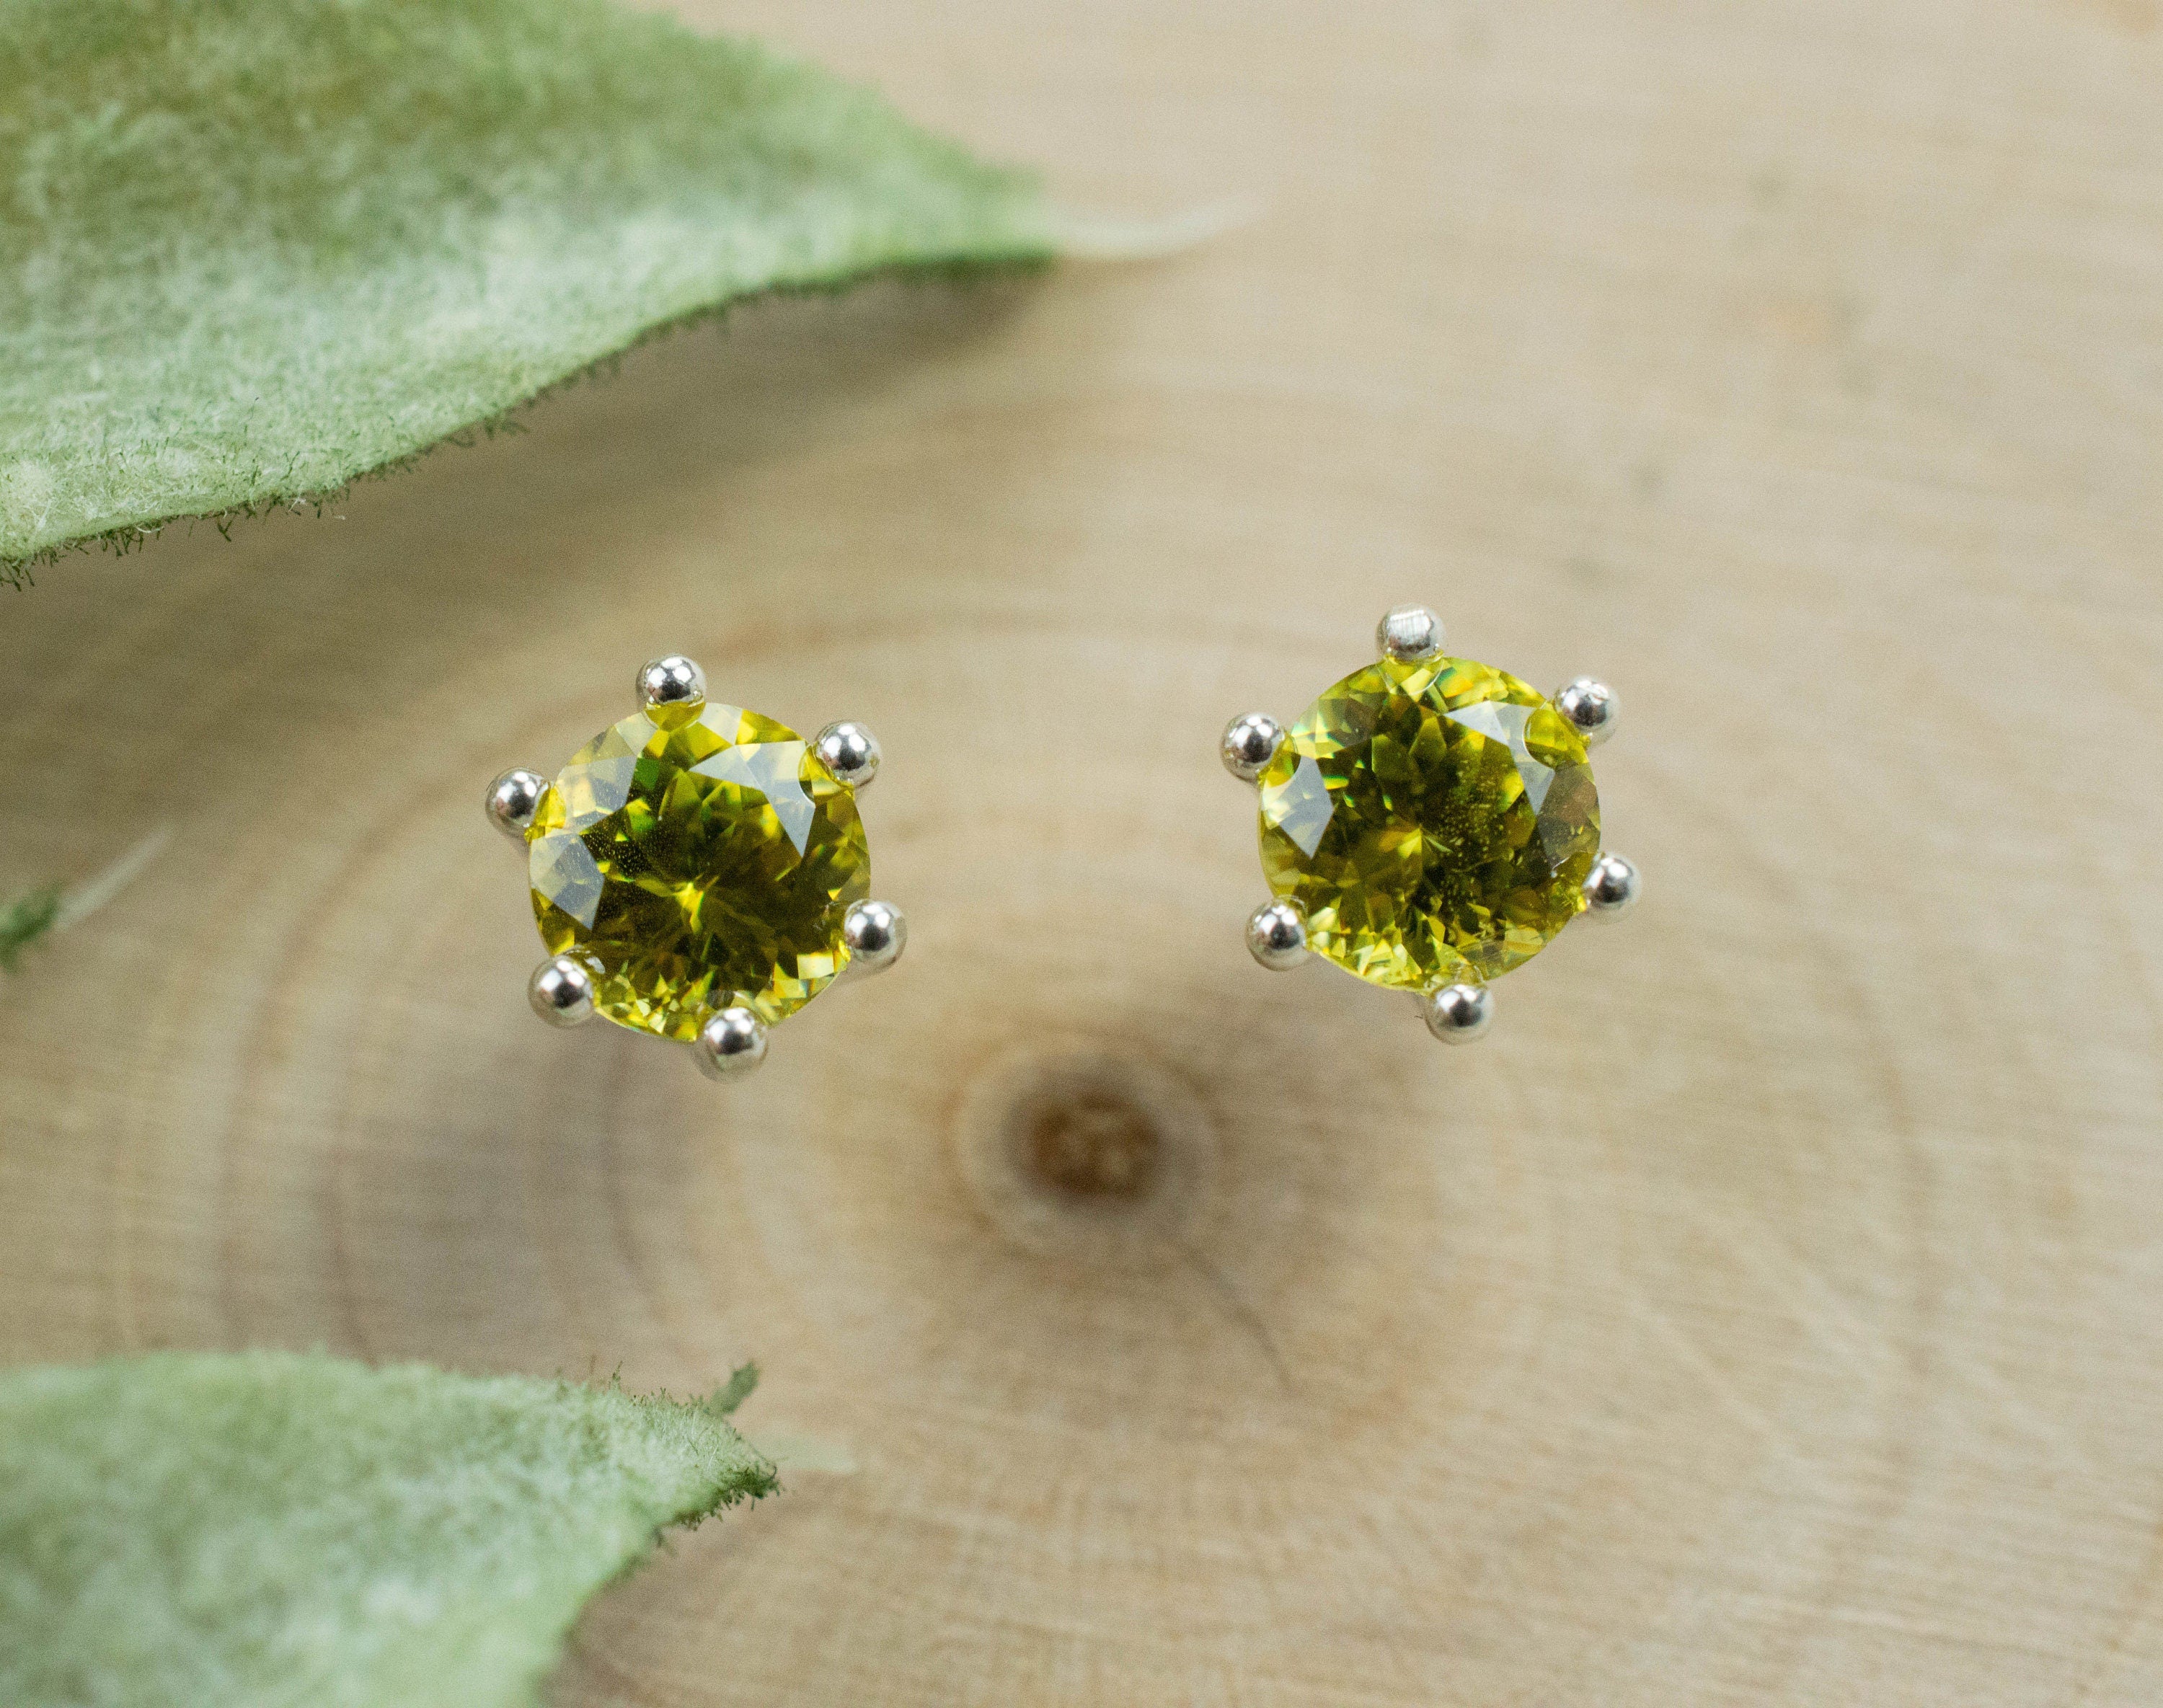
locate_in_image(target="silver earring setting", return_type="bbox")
[488,655,903,1081]
[1221,606,1638,1043]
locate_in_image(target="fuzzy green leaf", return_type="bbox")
[0,0,1053,581]
[0,1351,777,1708]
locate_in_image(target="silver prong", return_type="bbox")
[637,655,707,717]
[840,898,906,979]
[1581,851,1640,919]
[1424,982,1492,1044]
[1247,898,1310,970]
[696,1006,768,1081]
[529,955,597,1026]
[1377,605,1445,663]
[1554,677,1618,747]
[815,721,882,789]
[486,769,547,842]
[1220,712,1285,783]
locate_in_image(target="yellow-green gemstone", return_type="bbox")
[1258,655,1600,990]
[527,702,868,1037]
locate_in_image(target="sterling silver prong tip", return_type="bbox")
[1247,898,1310,970]
[841,898,906,977]
[1376,605,1445,663]
[1221,712,1285,783]
[637,655,707,715]
[1554,677,1619,747]
[696,1006,769,1081]
[815,721,883,789]
[1581,852,1641,918]
[529,955,596,1026]
[486,769,547,842]
[1424,982,1492,1044]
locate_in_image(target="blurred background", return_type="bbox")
[4,1,2161,1702]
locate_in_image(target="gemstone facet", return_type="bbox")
[527,702,869,1037]
[1257,655,1600,991]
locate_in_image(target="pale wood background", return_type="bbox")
[5,0,2162,1702]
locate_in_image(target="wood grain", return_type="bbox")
[4,1,2162,1702]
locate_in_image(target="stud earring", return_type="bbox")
[486,655,903,1081]
[1220,606,1638,1044]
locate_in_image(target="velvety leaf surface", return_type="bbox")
[0,1351,776,1708]
[0,0,1052,580]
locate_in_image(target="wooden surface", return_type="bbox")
[5,1,2163,1702]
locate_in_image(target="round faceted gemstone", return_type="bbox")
[1258,655,1600,990]
[526,701,868,1037]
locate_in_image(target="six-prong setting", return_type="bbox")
[1224,606,1640,1045]
[1220,712,1286,783]
[485,768,547,842]
[493,653,897,1082]
[815,720,882,790]
[505,616,1628,1067]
